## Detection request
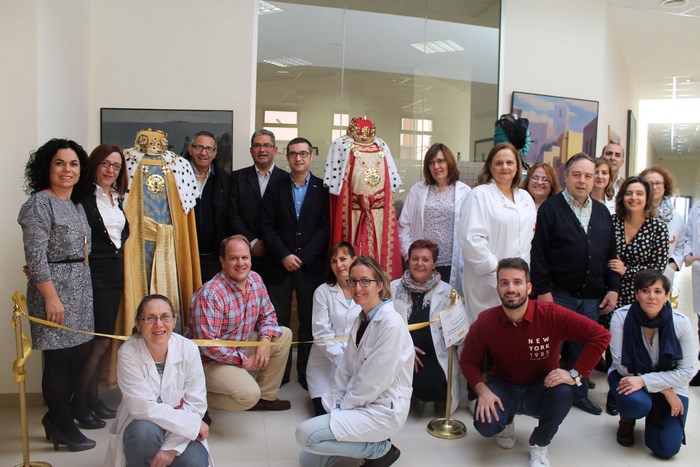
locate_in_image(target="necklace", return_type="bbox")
[351,141,384,187]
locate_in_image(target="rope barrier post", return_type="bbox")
[11,292,52,467]
[427,287,467,440]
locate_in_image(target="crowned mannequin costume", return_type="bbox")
[324,117,403,279]
[119,129,201,331]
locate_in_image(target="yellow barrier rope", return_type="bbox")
[12,291,439,349]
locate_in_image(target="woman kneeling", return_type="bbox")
[608,270,697,459]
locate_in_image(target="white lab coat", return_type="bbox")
[683,200,700,315]
[664,210,687,284]
[307,283,361,399]
[397,181,471,295]
[322,301,414,442]
[458,182,537,323]
[105,333,211,467]
[390,279,465,414]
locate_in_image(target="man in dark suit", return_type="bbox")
[186,130,230,283]
[228,129,288,277]
[261,137,330,388]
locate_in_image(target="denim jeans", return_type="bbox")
[473,376,574,447]
[295,414,390,466]
[552,290,602,401]
[608,370,689,459]
[123,420,208,466]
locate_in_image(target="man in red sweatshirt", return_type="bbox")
[460,258,610,467]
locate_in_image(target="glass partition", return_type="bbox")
[256,0,501,196]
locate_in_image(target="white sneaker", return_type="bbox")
[496,422,515,449]
[529,444,550,467]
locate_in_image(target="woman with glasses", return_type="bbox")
[307,242,360,416]
[521,162,561,211]
[106,295,211,466]
[391,239,465,414]
[296,256,414,466]
[398,143,470,290]
[591,158,615,214]
[458,142,537,323]
[70,144,130,431]
[639,167,686,283]
[18,139,96,451]
[608,270,696,458]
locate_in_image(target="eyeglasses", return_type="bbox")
[346,278,379,287]
[138,314,174,324]
[531,176,550,185]
[650,181,665,188]
[252,143,275,149]
[428,158,447,167]
[287,151,312,159]
[191,145,217,154]
[99,161,122,171]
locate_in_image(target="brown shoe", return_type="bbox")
[247,398,291,411]
[616,417,635,447]
[361,444,400,467]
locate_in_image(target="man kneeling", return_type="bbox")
[185,235,292,414]
[460,258,609,466]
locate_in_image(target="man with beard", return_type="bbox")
[460,258,609,467]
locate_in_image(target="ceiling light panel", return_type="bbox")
[410,40,464,54]
[263,57,312,67]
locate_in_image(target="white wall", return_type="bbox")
[500,0,635,158]
[87,0,257,166]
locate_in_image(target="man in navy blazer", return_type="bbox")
[228,129,288,277]
[261,137,330,387]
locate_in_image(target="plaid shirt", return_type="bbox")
[185,270,281,366]
[563,189,592,231]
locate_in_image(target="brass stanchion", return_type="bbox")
[11,292,51,467]
[427,288,467,439]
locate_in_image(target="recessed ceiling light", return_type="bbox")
[258,1,283,15]
[263,57,312,67]
[410,40,464,54]
[658,0,689,8]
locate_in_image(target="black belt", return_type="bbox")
[48,258,85,264]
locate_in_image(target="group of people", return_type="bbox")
[17,128,700,466]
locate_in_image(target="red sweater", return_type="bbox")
[460,300,610,387]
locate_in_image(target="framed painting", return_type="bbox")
[473,138,492,162]
[626,110,636,178]
[511,92,599,176]
[100,108,234,173]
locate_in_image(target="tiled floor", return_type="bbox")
[2,270,698,466]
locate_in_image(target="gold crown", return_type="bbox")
[134,128,169,155]
[346,117,376,144]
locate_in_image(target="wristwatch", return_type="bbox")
[569,369,582,386]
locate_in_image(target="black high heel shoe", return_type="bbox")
[88,399,117,419]
[49,425,96,452]
[73,407,106,429]
[41,413,53,441]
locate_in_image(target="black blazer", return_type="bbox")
[260,172,330,285]
[228,165,288,242]
[80,191,130,259]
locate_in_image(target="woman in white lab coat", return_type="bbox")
[307,241,360,416]
[105,295,211,467]
[458,142,537,323]
[639,167,686,284]
[391,239,465,414]
[296,256,414,467]
[398,143,470,293]
[682,199,700,386]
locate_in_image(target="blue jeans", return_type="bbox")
[552,290,601,401]
[608,370,688,459]
[123,420,208,466]
[473,376,574,447]
[295,414,390,466]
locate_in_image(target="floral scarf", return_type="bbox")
[393,269,441,321]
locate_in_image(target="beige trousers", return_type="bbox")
[204,327,292,411]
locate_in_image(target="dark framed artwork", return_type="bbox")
[473,138,492,162]
[100,108,234,173]
[626,110,636,178]
[511,91,599,184]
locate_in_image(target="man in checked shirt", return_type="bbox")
[185,235,292,413]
